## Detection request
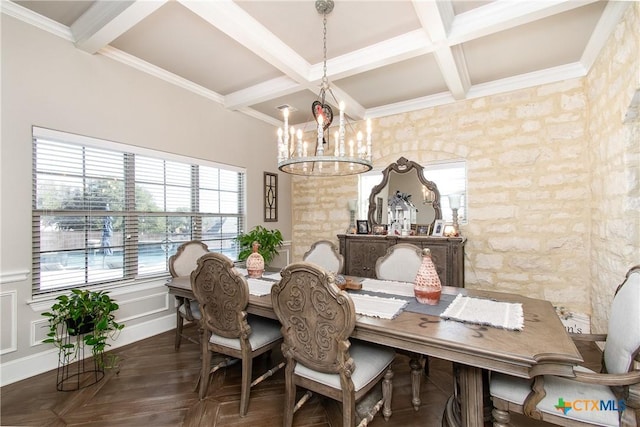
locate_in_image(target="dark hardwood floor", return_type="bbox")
[1,325,601,426]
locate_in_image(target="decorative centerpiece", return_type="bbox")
[246,241,265,278]
[413,248,442,305]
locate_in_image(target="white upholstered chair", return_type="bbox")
[168,240,209,349]
[375,243,428,410]
[490,265,640,427]
[302,240,344,274]
[191,252,284,416]
[272,261,394,427]
[374,243,423,283]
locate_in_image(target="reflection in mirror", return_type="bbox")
[367,157,442,235]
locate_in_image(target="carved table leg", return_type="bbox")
[459,364,484,427]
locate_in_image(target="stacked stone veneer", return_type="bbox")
[291,3,640,330]
[586,3,639,333]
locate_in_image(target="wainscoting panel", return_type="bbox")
[0,290,17,354]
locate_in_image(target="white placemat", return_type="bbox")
[440,294,524,331]
[247,278,274,296]
[261,271,282,280]
[360,278,415,297]
[349,293,408,319]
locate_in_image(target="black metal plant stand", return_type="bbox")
[56,325,104,391]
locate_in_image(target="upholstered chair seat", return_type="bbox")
[490,265,640,427]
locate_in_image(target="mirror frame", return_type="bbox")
[367,156,442,227]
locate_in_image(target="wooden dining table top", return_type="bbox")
[166,275,583,380]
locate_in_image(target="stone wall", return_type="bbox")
[586,3,640,333]
[290,4,640,329]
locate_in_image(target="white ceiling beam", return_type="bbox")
[450,0,600,44]
[580,1,631,71]
[309,29,433,82]
[178,0,311,85]
[413,0,469,100]
[71,0,167,54]
[225,77,301,110]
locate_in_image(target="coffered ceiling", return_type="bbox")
[3,1,629,127]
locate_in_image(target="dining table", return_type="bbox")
[166,270,583,427]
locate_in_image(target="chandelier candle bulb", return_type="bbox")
[334,131,339,156]
[317,115,324,155]
[349,139,354,157]
[277,128,283,161]
[366,119,372,159]
[303,141,308,157]
[357,131,363,158]
[283,108,289,148]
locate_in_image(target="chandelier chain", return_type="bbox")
[321,12,329,93]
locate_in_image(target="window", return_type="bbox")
[358,160,466,223]
[32,127,245,295]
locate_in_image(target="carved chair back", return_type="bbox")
[169,240,209,277]
[272,261,356,374]
[375,243,423,283]
[302,240,344,274]
[603,265,640,374]
[191,252,250,340]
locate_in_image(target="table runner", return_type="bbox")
[440,294,524,331]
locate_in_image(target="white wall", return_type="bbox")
[0,15,291,385]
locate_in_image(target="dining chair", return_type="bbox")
[375,242,428,410]
[191,252,284,416]
[490,265,640,427]
[168,240,209,349]
[271,261,395,427]
[374,243,424,283]
[302,239,344,274]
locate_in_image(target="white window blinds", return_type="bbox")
[32,127,245,295]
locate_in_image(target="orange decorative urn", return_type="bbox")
[414,248,441,305]
[246,241,264,278]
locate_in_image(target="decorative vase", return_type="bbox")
[246,241,264,278]
[414,248,442,305]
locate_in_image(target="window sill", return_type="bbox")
[27,275,171,313]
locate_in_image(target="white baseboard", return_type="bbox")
[0,314,175,387]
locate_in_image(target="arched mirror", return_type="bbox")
[367,157,442,234]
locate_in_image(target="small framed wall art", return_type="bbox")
[264,172,278,222]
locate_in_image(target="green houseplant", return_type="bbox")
[42,289,124,368]
[236,225,283,266]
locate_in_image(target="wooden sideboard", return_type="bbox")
[337,234,466,287]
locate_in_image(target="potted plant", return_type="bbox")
[42,289,124,369]
[236,225,283,266]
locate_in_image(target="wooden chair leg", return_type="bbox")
[283,364,296,427]
[199,343,211,400]
[491,406,511,427]
[240,357,252,417]
[410,356,422,410]
[175,311,184,350]
[382,367,393,421]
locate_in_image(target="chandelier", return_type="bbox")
[277,0,373,177]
